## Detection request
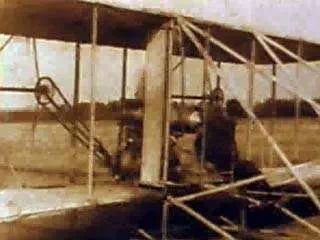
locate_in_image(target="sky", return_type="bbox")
[0,0,320,109]
[89,0,320,43]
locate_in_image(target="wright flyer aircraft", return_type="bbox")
[1,0,320,239]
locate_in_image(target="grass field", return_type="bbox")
[0,121,119,173]
[236,118,320,168]
[1,119,319,239]
[0,118,319,173]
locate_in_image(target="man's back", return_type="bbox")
[195,115,237,172]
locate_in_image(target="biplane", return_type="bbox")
[1,1,320,239]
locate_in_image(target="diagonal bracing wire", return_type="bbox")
[32,38,40,79]
[31,38,41,145]
[168,196,237,240]
[246,195,320,236]
[177,17,320,212]
[261,34,320,77]
[0,35,13,53]
[182,18,320,117]
[254,33,320,116]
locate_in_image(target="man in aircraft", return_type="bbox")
[194,86,269,190]
[194,85,237,174]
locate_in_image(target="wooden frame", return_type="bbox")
[159,17,320,238]
[2,2,320,237]
[180,17,320,210]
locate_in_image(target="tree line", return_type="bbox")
[2,97,319,122]
[226,98,320,118]
[0,101,121,122]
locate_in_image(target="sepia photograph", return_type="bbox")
[0,0,320,239]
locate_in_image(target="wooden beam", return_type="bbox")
[72,42,81,147]
[121,48,128,101]
[275,203,320,236]
[137,229,156,240]
[270,64,277,167]
[140,23,171,184]
[294,41,303,160]
[220,216,239,229]
[216,62,221,87]
[171,94,207,100]
[162,21,173,183]
[200,27,210,186]
[246,39,255,161]
[262,35,320,76]
[172,57,185,72]
[0,35,13,53]
[180,25,186,116]
[115,48,128,175]
[32,37,41,149]
[181,18,247,63]
[168,197,237,240]
[32,38,40,79]
[173,175,265,202]
[69,42,81,184]
[240,206,247,232]
[249,196,320,236]
[88,5,98,198]
[246,190,308,198]
[162,201,170,240]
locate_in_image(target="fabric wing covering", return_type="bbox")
[1,0,320,64]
